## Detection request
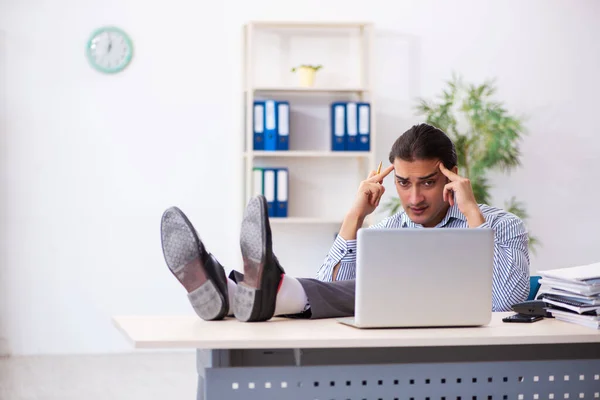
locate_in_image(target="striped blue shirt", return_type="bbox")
[316,203,531,312]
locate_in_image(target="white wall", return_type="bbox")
[1,0,599,355]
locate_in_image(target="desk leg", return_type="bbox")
[195,349,230,400]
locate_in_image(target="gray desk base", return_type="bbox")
[196,344,600,400]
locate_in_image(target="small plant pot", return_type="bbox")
[297,66,317,87]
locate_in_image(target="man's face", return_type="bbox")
[392,158,454,227]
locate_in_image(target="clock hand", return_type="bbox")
[107,33,112,54]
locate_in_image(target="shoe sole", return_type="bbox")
[161,207,228,321]
[234,196,282,322]
[187,280,225,321]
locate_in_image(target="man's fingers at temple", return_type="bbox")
[369,164,394,183]
[439,162,460,181]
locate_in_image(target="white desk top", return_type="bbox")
[112,312,600,350]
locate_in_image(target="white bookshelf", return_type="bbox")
[242,21,376,225]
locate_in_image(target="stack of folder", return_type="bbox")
[253,167,288,218]
[253,100,290,151]
[331,101,371,152]
[536,263,600,329]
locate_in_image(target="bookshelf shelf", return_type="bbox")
[246,151,372,158]
[247,21,372,29]
[249,87,369,93]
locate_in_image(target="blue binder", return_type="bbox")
[331,102,346,151]
[275,167,288,217]
[276,101,290,151]
[264,100,277,151]
[263,168,277,217]
[253,101,265,150]
[346,102,359,151]
[357,102,371,151]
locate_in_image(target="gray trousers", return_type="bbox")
[296,278,355,319]
[228,271,355,319]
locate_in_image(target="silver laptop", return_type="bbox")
[338,228,494,328]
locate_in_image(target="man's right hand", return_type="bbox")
[347,164,395,220]
[332,164,394,280]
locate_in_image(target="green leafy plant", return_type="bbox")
[381,74,540,253]
[291,64,323,72]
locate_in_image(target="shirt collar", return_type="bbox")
[400,203,466,228]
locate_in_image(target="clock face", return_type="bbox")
[86,27,133,73]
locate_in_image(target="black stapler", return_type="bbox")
[511,300,552,318]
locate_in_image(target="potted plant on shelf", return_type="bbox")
[381,74,540,253]
[291,64,323,87]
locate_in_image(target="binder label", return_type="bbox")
[254,104,264,132]
[334,105,344,137]
[277,169,288,200]
[277,169,288,201]
[253,168,263,197]
[278,103,289,136]
[347,102,357,136]
[264,169,275,201]
[265,101,276,130]
[359,104,370,133]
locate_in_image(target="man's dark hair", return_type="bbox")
[388,123,457,169]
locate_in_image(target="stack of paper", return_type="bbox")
[537,262,600,329]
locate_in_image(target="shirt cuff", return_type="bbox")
[476,221,491,229]
[329,234,357,263]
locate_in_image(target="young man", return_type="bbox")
[161,124,530,322]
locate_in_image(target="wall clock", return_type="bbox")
[86,26,133,73]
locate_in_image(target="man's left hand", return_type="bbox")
[439,163,486,227]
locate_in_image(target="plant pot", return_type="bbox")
[297,66,316,87]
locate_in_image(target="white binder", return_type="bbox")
[346,102,358,151]
[263,168,276,216]
[276,168,288,217]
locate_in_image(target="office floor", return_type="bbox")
[0,352,197,400]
